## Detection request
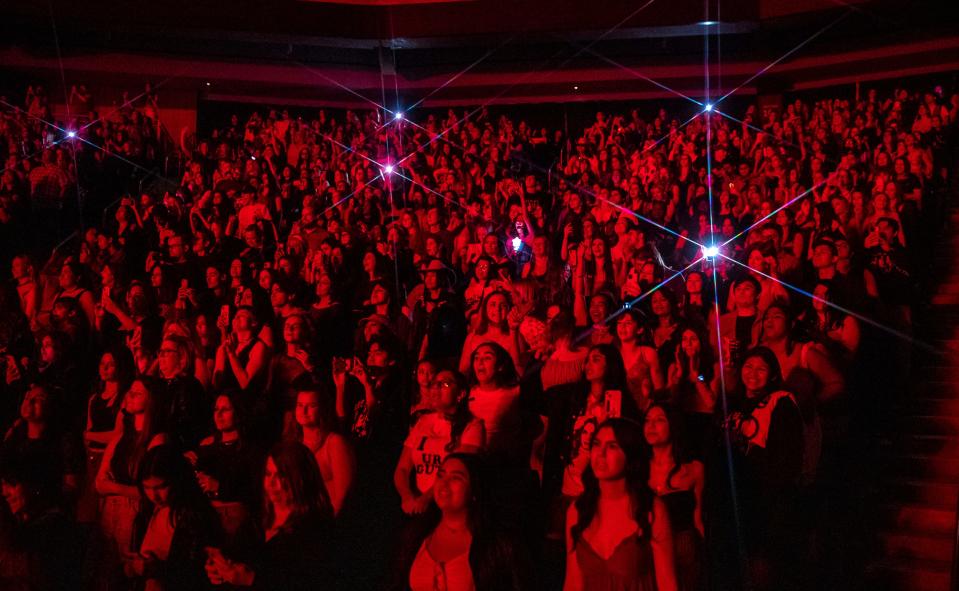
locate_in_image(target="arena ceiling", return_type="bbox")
[0,0,957,107]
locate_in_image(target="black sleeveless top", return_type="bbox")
[88,391,121,449]
[216,337,268,394]
[660,489,697,534]
[109,422,141,486]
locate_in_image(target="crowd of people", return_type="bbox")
[0,77,956,591]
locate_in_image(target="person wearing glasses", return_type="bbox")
[152,335,208,449]
[394,369,485,516]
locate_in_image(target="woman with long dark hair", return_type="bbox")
[409,358,438,418]
[680,271,708,323]
[308,270,350,367]
[125,445,222,591]
[644,404,704,591]
[289,388,354,516]
[648,288,681,371]
[459,291,522,375]
[192,312,219,389]
[394,369,485,515]
[0,384,82,508]
[806,281,861,366]
[189,392,261,538]
[79,347,135,522]
[465,342,523,457]
[462,256,500,318]
[393,453,534,591]
[95,379,168,588]
[521,234,564,308]
[53,259,97,330]
[542,344,639,504]
[466,341,541,537]
[204,441,335,589]
[214,306,270,397]
[564,418,677,591]
[665,323,718,457]
[614,309,663,412]
[583,235,617,297]
[719,346,805,591]
[269,313,319,436]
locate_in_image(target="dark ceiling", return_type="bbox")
[1,0,957,107]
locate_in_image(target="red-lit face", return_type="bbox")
[644,406,670,446]
[615,314,638,342]
[433,458,472,513]
[762,307,789,342]
[741,356,771,395]
[485,294,508,325]
[471,345,497,385]
[20,387,49,423]
[590,427,627,481]
[686,273,703,294]
[583,349,608,383]
[99,353,117,382]
[680,329,700,357]
[2,481,27,515]
[430,370,461,413]
[295,391,320,428]
[124,380,149,414]
[263,458,292,508]
[213,395,236,432]
[651,291,670,316]
[142,477,171,508]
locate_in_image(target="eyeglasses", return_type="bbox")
[428,380,455,390]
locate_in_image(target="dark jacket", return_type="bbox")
[248,511,337,591]
[149,375,210,449]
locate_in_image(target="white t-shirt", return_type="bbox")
[405,412,484,493]
[467,385,522,454]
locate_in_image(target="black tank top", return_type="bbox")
[660,489,697,533]
[88,391,121,449]
[109,424,141,485]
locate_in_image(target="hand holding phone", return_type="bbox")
[217,305,231,333]
[604,390,623,419]
[332,357,352,374]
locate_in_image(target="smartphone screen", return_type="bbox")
[604,390,623,419]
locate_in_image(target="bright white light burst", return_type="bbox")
[704,103,713,112]
[702,245,719,259]
[394,112,404,120]
[67,131,76,138]
[383,164,394,175]
[512,237,523,251]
